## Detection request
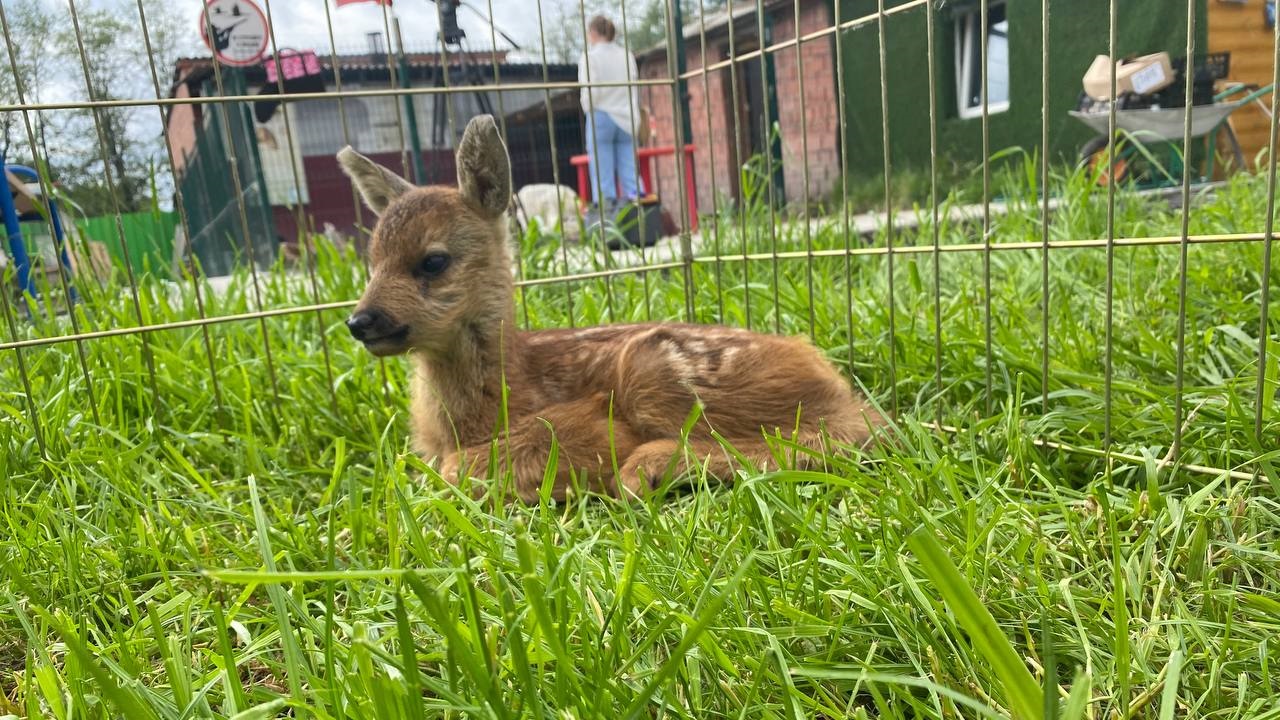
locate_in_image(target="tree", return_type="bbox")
[64,1,191,215]
[540,0,728,65]
[541,1,608,65]
[0,0,56,164]
[1,0,191,216]
[62,5,149,212]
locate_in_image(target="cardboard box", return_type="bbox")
[1082,52,1175,101]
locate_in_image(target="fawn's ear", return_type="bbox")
[455,114,511,220]
[336,146,415,216]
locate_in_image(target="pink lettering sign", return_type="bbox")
[266,50,322,84]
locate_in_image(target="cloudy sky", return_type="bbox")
[179,0,586,61]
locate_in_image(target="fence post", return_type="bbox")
[395,18,427,185]
[670,0,692,145]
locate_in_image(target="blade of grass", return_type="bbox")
[621,553,757,720]
[906,526,1044,720]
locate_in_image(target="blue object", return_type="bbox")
[1268,1,1276,30]
[584,110,640,204]
[2,162,78,308]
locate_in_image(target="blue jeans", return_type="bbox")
[585,110,639,204]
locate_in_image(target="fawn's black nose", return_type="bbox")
[346,309,388,341]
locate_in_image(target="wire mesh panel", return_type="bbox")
[0,0,1274,511]
[1,0,1278,716]
[179,81,277,275]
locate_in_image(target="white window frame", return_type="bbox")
[954,2,1010,119]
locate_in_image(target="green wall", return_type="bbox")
[75,210,177,279]
[837,0,1209,184]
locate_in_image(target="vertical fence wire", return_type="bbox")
[534,0,577,327]
[320,0,393,400]
[1104,0,1118,456]
[793,0,815,340]
[696,0,726,323]
[260,0,339,413]
[478,0,526,331]
[380,4,413,180]
[927,0,942,427]
[726,4,752,330]
[980,0,993,417]
[616,0,656,323]
[0,12,79,301]
[0,0,48,459]
[876,0,898,420]
[755,0,783,334]
[1172,0,1197,463]
[575,0,617,324]
[0,284,44,458]
[321,0,366,243]
[615,0,640,321]
[431,0,459,178]
[134,0,225,412]
[200,33,284,406]
[1257,4,1280,446]
[1039,0,1051,414]
[65,0,162,411]
[835,0,856,379]
[665,0,697,323]
[0,1,102,429]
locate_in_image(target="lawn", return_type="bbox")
[1,158,1278,719]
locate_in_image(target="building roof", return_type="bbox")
[636,0,790,60]
[501,88,580,125]
[169,50,576,99]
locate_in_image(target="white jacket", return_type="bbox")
[578,41,641,136]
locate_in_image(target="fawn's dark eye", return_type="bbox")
[416,253,451,277]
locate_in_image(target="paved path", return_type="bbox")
[566,196,1068,273]
[566,182,1214,273]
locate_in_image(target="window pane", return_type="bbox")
[961,5,1010,111]
[967,15,982,108]
[987,6,1009,106]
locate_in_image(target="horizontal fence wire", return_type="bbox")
[922,423,1260,483]
[1,0,1276,485]
[2,229,1274,353]
[0,78,675,113]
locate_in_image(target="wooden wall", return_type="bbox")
[1209,0,1278,169]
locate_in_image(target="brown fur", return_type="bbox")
[338,115,887,502]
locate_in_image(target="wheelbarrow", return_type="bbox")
[1070,82,1274,188]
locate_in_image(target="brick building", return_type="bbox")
[165,48,578,272]
[636,0,840,222]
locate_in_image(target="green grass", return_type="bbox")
[1,158,1278,719]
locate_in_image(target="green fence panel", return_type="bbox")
[177,71,278,277]
[74,210,178,280]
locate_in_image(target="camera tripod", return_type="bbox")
[426,0,498,184]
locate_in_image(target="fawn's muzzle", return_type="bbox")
[346,309,402,343]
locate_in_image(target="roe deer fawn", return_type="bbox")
[339,115,886,502]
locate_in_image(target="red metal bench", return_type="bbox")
[570,144,698,232]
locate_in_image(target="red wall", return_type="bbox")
[773,1,841,203]
[270,150,457,245]
[639,0,839,225]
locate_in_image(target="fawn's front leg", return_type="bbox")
[618,437,777,493]
[438,393,640,503]
[619,427,870,493]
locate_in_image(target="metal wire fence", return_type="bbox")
[1,0,1277,483]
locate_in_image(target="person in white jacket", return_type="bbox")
[578,15,641,215]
